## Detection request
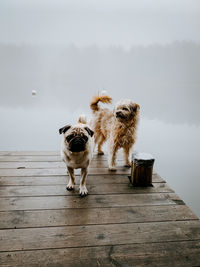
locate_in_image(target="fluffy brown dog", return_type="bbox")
[90,94,140,170]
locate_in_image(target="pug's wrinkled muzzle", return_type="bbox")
[69,137,86,152]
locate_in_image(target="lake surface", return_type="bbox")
[1,106,200,218]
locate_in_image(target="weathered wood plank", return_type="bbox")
[1,241,200,267]
[0,160,124,169]
[0,151,115,157]
[0,155,62,162]
[0,151,122,157]
[0,156,121,163]
[0,161,66,168]
[0,173,165,186]
[0,183,173,197]
[0,205,197,230]
[0,193,182,211]
[0,167,133,176]
[0,155,60,162]
[0,221,200,252]
[0,153,123,162]
[0,151,59,156]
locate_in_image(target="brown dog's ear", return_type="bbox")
[130,103,140,113]
[136,103,140,110]
[84,127,94,137]
[59,125,71,134]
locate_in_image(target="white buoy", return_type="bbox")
[101,90,107,95]
[32,90,37,96]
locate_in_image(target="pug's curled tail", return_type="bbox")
[78,114,87,124]
[90,93,112,112]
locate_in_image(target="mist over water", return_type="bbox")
[0,0,200,217]
[1,42,199,124]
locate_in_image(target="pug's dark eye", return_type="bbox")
[66,134,75,142]
[122,107,128,111]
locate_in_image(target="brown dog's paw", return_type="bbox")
[124,163,131,168]
[98,150,104,155]
[108,166,117,171]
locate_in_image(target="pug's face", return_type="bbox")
[59,125,93,152]
[114,100,140,121]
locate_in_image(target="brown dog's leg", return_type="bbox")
[66,166,75,190]
[123,146,131,167]
[108,143,118,171]
[80,168,88,196]
[97,135,105,155]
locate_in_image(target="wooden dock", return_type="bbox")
[0,151,200,266]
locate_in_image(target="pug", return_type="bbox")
[59,115,94,196]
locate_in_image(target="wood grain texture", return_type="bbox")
[0,205,197,230]
[0,155,115,162]
[0,183,173,197]
[0,193,182,211]
[0,167,133,176]
[0,151,59,156]
[0,173,164,186]
[0,151,122,157]
[0,161,122,168]
[0,151,199,266]
[0,151,124,161]
[1,221,200,252]
[0,155,62,162]
[1,240,200,267]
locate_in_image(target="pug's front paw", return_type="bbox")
[79,185,88,196]
[66,181,75,190]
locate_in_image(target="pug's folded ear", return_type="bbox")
[84,127,94,137]
[59,125,71,134]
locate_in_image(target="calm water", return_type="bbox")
[0,106,200,218]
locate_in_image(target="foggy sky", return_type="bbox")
[0,0,200,47]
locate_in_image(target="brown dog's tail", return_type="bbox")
[78,114,87,124]
[90,93,112,112]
